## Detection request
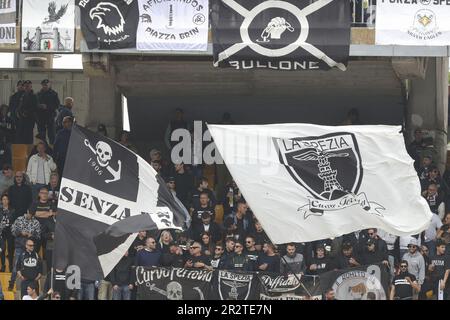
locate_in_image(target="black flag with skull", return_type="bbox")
[54,125,189,281]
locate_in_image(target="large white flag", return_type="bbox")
[207,124,432,244]
[376,1,450,46]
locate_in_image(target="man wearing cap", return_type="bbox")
[166,176,177,197]
[402,238,426,289]
[37,79,60,145]
[360,238,389,266]
[15,80,38,144]
[8,80,24,126]
[336,242,361,269]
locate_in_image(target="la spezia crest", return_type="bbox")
[332,265,386,300]
[218,270,253,300]
[214,0,347,71]
[408,9,442,40]
[274,133,385,219]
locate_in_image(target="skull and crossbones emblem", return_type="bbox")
[147,282,205,300]
[84,139,122,183]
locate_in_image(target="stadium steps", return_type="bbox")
[215,204,224,224]
[0,272,15,300]
[203,164,216,189]
[12,144,33,172]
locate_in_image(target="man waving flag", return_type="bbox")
[53,125,189,280]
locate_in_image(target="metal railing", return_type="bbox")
[351,0,376,27]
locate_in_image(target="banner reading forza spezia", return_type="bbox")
[376,0,450,45]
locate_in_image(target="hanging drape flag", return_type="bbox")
[136,0,209,51]
[136,267,213,300]
[77,0,138,50]
[21,0,75,52]
[211,0,350,71]
[319,264,390,300]
[376,1,450,46]
[258,272,302,295]
[210,270,260,300]
[0,0,16,44]
[207,124,433,244]
[53,125,189,281]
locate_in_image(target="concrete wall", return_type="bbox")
[0,69,89,125]
[123,58,406,157]
[84,76,121,139]
[406,57,449,171]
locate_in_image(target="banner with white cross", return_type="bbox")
[211,0,351,71]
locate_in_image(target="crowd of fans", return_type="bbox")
[0,81,449,300]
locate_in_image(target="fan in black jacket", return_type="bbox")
[110,251,134,300]
[8,173,32,221]
[190,213,222,243]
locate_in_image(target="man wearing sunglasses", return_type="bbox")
[390,260,420,300]
[184,241,212,271]
[16,239,42,298]
[223,241,251,271]
[210,244,224,269]
[244,236,259,271]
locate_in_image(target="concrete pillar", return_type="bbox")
[406,57,449,172]
[83,76,121,140]
[17,53,53,69]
